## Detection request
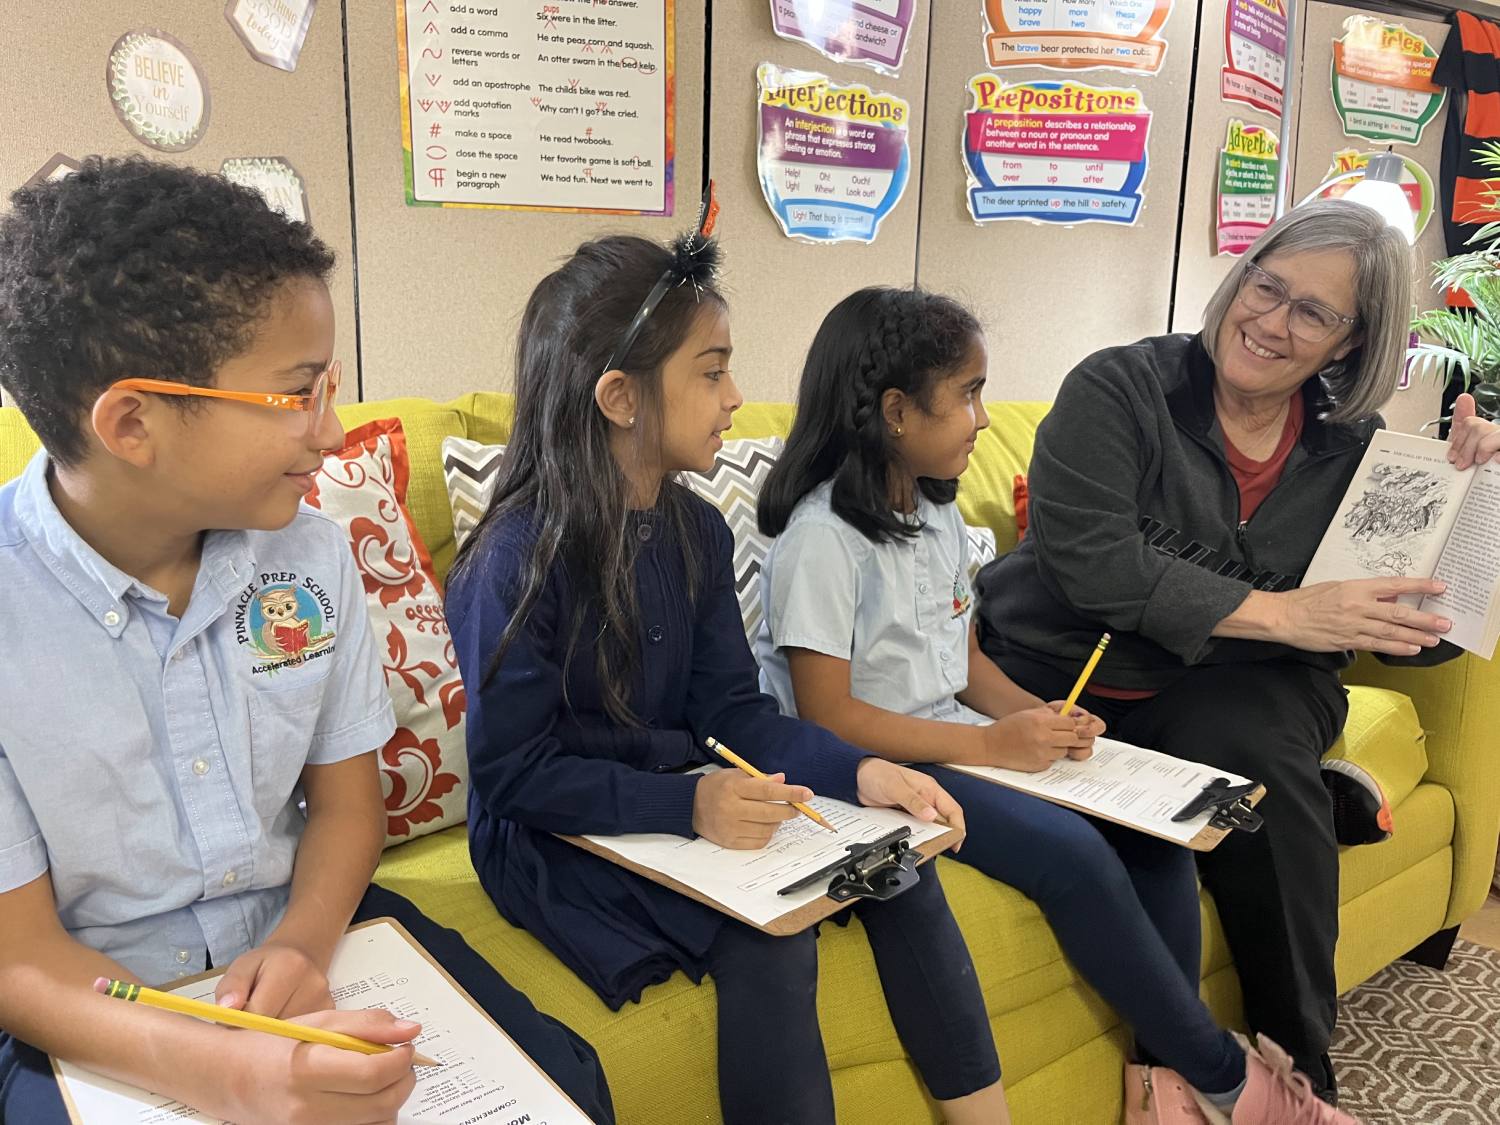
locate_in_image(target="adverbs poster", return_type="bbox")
[963,75,1151,225]
[981,0,1173,74]
[1331,16,1444,144]
[769,0,917,76]
[398,0,674,215]
[1216,119,1278,256]
[1221,0,1286,116]
[756,63,911,243]
[1313,148,1434,237]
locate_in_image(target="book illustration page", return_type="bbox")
[581,768,948,926]
[56,922,590,1124]
[1425,459,1500,658]
[1302,431,1467,605]
[948,737,1257,846]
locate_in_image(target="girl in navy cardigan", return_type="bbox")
[446,229,1006,1124]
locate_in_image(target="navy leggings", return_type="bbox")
[0,884,614,1125]
[912,763,1246,1096]
[705,859,1000,1125]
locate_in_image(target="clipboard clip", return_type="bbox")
[776,827,921,902]
[1171,777,1263,833]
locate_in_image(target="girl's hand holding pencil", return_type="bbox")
[692,763,817,849]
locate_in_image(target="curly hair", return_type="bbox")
[0,155,335,465]
[758,287,982,543]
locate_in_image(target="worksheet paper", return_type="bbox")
[582,770,950,926]
[54,922,591,1125]
[947,737,1257,845]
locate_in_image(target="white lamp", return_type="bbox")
[1339,150,1417,244]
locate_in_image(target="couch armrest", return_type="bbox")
[1342,652,1500,927]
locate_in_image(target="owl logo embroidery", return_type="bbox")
[951,567,972,619]
[238,581,337,673]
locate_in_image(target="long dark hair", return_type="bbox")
[454,234,724,724]
[758,286,981,543]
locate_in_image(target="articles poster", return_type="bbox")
[1216,119,1278,256]
[221,157,310,224]
[981,0,1173,74]
[1221,0,1285,117]
[963,75,1151,225]
[225,0,317,71]
[1313,148,1434,237]
[756,63,910,243]
[769,0,916,76]
[106,29,210,152]
[398,0,674,215]
[1331,16,1444,144]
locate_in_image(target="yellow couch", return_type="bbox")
[3,393,1497,1125]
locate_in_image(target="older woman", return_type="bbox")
[975,199,1500,1104]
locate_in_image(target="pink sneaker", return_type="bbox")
[1123,1063,1211,1124]
[1229,1036,1362,1124]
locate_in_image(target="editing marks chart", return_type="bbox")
[399,0,673,214]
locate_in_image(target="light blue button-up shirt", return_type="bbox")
[0,451,395,985]
[757,480,989,726]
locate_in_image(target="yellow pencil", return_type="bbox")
[93,978,439,1067]
[704,737,837,832]
[1062,632,1112,713]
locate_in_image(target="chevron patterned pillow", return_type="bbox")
[966,524,997,585]
[441,436,508,551]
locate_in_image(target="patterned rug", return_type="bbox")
[1331,940,1500,1123]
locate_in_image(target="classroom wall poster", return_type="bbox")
[756,63,910,243]
[106,29,210,152]
[1331,16,1444,145]
[769,0,916,76]
[1221,0,1285,117]
[981,0,1173,75]
[23,153,81,188]
[222,157,311,224]
[1312,148,1434,237]
[225,0,317,72]
[963,76,1151,225]
[398,0,674,215]
[1216,119,1278,256]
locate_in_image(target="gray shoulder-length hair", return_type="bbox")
[1201,199,1413,423]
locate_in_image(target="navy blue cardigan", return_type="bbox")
[446,489,869,1008]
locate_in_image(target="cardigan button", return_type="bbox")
[647,625,664,644]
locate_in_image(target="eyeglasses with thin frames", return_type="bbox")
[1238,263,1358,344]
[108,361,342,437]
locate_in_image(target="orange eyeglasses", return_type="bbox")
[109,361,342,435]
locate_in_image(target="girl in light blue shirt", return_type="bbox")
[756,288,1273,1124]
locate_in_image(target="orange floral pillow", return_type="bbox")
[305,418,467,846]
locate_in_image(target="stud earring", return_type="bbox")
[892,425,903,437]
[628,416,636,427]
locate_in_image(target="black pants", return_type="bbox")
[0,884,614,1125]
[993,651,1348,1079]
[704,860,1000,1125]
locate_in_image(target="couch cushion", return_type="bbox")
[0,408,40,483]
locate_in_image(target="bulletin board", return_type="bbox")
[0,3,355,406]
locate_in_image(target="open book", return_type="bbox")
[1302,429,1500,659]
[52,919,594,1125]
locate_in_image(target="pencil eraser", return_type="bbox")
[92,977,111,994]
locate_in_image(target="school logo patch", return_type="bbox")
[233,571,338,675]
[951,567,972,619]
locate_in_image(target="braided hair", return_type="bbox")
[759,287,981,543]
[0,156,333,466]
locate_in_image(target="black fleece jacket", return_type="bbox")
[975,332,1458,690]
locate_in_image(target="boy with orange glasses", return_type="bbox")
[0,156,611,1124]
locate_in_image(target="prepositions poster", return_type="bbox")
[222,157,310,224]
[963,75,1151,225]
[1217,118,1278,256]
[981,0,1173,74]
[398,0,674,215]
[769,0,916,76]
[756,63,910,243]
[1313,148,1434,237]
[1221,0,1285,117]
[1331,16,1444,145]
[106,29,210,152]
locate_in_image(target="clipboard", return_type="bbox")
[946,737,1267,852]
[51,918,593,1125]
[562,823,962,936]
